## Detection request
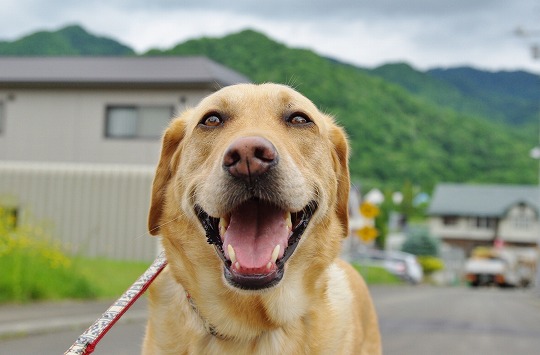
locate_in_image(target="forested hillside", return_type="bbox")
[146,30,538,189]
[428,67,539,126]
[1,25,537,190]
[373,63,539,128]
[0,25,134,56]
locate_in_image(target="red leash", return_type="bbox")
[64,252,167,355]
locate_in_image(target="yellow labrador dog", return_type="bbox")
[143,83,381,354]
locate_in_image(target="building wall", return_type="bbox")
[0,86,214,260]
[0,162,158,261]
[0,88,211,165]
[429,216,496,241]
[499,204,539,243]
[430,206,539,249]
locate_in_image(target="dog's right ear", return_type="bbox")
[148,118,186,236]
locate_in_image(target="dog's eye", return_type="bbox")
[200,114,223,127]
[287,113,312,126]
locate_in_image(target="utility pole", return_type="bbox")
[515,27,540,59]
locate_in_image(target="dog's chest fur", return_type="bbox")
[144,262,356,355]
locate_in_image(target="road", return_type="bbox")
[372,286,540,355]
[1,286,540,354]
[0,322,147,355]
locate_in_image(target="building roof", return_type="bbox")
[0,57,250,89]
[428,183,540,217]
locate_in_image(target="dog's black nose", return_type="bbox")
[223,136,278,180]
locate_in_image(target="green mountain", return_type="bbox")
[146,30,537,189]
[0,25,537,189]
[0,25,134,56]
[428,67,539,126]
[371,63,498,121]
[371,63,539,128]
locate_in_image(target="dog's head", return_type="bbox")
[148,83,350,292]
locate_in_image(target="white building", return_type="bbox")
[428,183,540,256]
[0,57,249,260]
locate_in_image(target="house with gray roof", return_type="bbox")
[0,57,249,261]
[0,57,250,165]
[428,183,540,255]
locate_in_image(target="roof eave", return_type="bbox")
[427,210,503,218]
[0,80,235,90]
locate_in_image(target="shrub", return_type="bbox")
[400,228,444,276]
[0,209,96,303]
[417,256,445,275]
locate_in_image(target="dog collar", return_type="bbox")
[185,291,228,340]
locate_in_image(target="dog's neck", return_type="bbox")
[185,290,229,340]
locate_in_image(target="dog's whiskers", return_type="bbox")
[285,75,300,90]
[134,214,185,240]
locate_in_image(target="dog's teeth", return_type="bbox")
[219,216,230,236]
[234,262,240,270]
[271,245,280,264]
[227,244,236,264]
[285,212,292,230]
[267,262,272,270]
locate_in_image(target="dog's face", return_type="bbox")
[149,83,350,292]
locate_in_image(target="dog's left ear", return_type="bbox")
[148,118,186,236]
[330,125,350,237]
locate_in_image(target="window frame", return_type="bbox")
[442,215,459,226]
[104,104,175,140]
[471,216,496,229]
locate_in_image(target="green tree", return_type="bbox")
[401,228,439,257]
[401,228,444,275]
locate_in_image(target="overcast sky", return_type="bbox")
[2,0,540,73]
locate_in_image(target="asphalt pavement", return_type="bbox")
[2,286,540,355]
[0,297,148,354]
[371,285,540,355]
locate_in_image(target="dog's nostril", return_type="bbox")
[224,151,241,167]
[223,136,278,179]
[254,147,276,163]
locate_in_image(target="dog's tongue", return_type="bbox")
[223,200,288,273]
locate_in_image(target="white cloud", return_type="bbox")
[0,0,539,73]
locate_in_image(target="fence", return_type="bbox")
[0,161,159,261]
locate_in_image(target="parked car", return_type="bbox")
[384,251,424,285]
[464,257,511,287]
[464,247,533,288]
[349,248,423,284]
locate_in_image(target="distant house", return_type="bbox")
[428,183,540,255]
[0,56,250,164]
[0,57,249,261]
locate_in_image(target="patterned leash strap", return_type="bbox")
[64,251,168,355]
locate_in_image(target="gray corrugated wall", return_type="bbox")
[0,162,159,261]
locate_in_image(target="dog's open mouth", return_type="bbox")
[195,199,317,290]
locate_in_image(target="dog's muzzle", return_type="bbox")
[196,199,317,290]
[195,135,317,290]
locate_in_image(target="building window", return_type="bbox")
[471,217,495,229]
[442,216,459,226]
[513,215,530,229]
[513,204,532,229]
[105,105,174,139]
